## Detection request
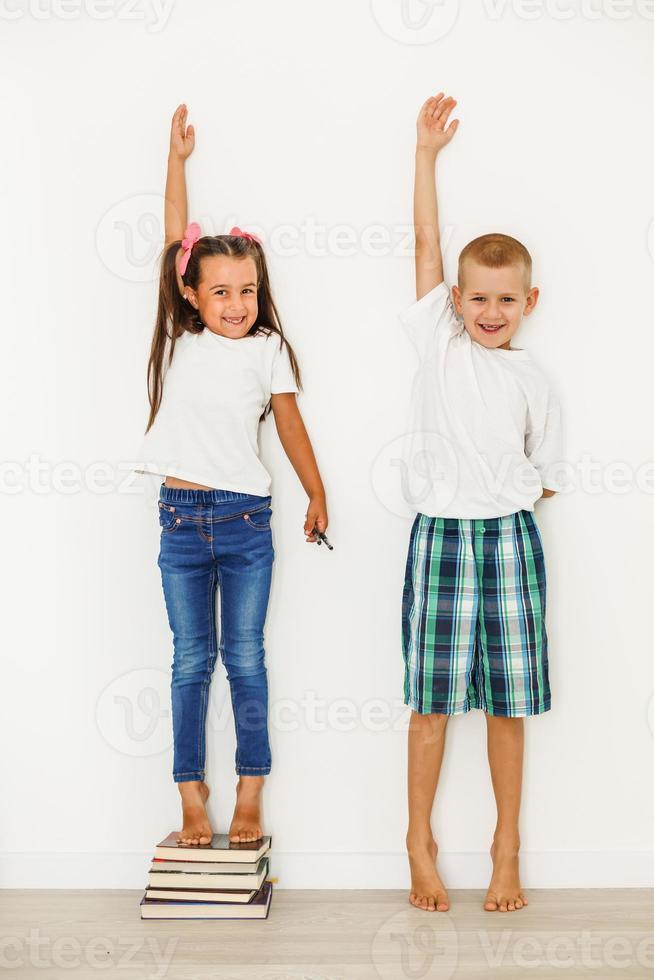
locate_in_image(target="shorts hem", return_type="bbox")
[476,700,552,717]
[404,696,552,717]
[404,697,470,716]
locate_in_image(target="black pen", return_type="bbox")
[311,527,333,550]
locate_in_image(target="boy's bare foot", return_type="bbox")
[177,780,213,845]
[484,834,529,911]
[406,832,450,911]
[229,775,264,842]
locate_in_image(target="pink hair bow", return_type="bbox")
[229,225,262,245]
[178,222,202,275]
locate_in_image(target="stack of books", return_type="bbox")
[139,832,273,919]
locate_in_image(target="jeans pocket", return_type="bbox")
[158,501,181,532]
[241,505,272,531]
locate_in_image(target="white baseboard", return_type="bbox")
[1,851,653,889]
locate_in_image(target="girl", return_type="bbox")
[135,104,328,846]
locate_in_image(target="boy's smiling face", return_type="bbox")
[451,260,539,351]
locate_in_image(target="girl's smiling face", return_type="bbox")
[451,260,539,350]
[185,255,259,338]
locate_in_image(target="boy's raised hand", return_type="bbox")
[169,103,195,161]
[417,93,459,153]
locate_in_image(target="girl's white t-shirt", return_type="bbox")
[133,326,298,495]
[399,280,566,519]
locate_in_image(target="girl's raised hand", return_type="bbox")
[169,103,195,161]
[416,93,459,153]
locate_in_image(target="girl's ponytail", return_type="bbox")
[144,241,197,434]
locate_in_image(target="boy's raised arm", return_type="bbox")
[413,93,459,302]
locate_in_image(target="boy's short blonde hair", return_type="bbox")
[458,233,532,292]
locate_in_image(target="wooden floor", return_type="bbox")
[2,888,653,979]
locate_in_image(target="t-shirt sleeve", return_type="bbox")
[525,388,568,492]
[270,337,299,394]
[398,280,462,359]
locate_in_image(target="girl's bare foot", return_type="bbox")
[484,834,529,911]
[177,780,213,845]
[228,776,264,842]
[406,831,450,911]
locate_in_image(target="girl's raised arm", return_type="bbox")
[165,105,195,295]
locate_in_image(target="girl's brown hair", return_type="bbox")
[144,234,302,434]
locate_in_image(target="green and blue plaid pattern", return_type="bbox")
[401,510,550,716]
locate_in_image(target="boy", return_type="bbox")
[400,93,565,913]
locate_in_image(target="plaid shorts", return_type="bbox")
[401,510,551,717]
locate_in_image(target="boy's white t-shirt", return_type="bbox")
[132,326,298,496]
[399,280,566,519]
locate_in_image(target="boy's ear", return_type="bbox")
[522,286,540,316]
[451,284,463,315]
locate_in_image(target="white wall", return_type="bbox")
[3,0,654,888]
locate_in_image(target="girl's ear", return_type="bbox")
[184,288,199,310]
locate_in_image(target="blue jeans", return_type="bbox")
[157,483,274,782]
